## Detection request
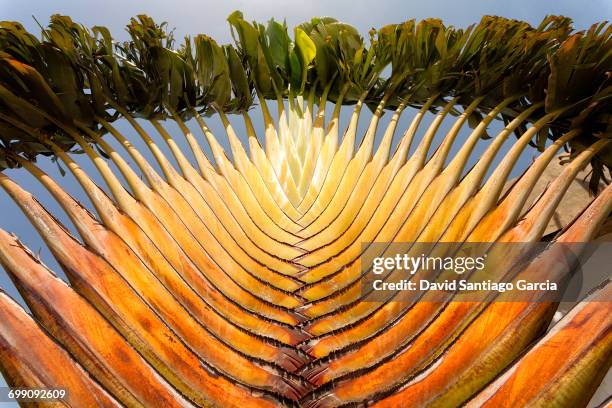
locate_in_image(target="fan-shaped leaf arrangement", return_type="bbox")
[0,12,610,407]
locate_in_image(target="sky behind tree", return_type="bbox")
[2,0,610,42]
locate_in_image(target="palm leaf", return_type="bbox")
[0,12,610,407]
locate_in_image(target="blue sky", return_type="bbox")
[2,0,610,41]
[0,0,610,403]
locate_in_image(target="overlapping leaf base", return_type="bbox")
[0,97,610,407]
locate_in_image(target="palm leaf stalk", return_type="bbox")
[0,11,610,407]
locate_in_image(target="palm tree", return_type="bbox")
[0,12,610,407]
